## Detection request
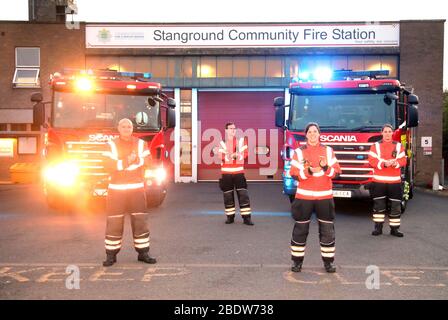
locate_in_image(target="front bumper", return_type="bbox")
[282,176,372,199]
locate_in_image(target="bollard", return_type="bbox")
[432,172,439,191]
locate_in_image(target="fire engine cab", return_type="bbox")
[274,69,419,211]
[31,69,176,210]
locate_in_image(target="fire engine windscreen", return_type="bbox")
[53,92,160,130]
[289,93,395,132]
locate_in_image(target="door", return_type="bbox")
[197,90,283,181]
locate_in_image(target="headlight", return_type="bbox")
[44,162,79,187]
[145,167,167,185]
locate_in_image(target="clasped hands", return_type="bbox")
[304,156,327,173]
[384,159,398,167]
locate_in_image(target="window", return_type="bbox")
[16,47,39,67]
[198,57,216,78]
[331,56,348,71]
[13,47,40,88]
[233,58,249,78]
[381,56,398,78]
[348,56,364,71]
[266,58,283,77]
[13,69,40,87]
[217,58,232,77]
[119,57,136,72]
[182,58,193,78]
[86,56,119,71]
[151,57,169,78]
[249,58,265,77]
[289,59,299,78]
[364,56,381,71]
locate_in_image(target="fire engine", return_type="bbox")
[274,69,419,211]
[31,69,176,210]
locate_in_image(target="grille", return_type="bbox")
[65,141,110,181]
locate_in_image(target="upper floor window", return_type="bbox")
[13,47,40,88]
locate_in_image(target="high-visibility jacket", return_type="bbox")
[218,137,248,174]
[368,140,406,183]
[290,143,341,200]
[103,136,151,190]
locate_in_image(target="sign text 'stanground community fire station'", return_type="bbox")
[0,17,445,192]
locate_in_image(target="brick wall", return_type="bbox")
[0,22,85,110]
[400,20,445,186]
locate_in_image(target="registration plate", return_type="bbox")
[333,190,352,198]
[93,189,108,196]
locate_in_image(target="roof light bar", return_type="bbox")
[60,69,152,80]
[332,70,389,79]
[292,69,391,83]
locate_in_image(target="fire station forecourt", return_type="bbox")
[0,182,447,314]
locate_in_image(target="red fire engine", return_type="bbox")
[274,69,419,211]
[31,69,176,210]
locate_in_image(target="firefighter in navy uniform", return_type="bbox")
[218,122,254,226]
[102,118,156,267]
[289,122,341,273]
[368,124,407,237]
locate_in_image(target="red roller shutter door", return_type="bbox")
[198,91,283,181]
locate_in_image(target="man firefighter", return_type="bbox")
[102,118,156,267]
[218,122,254,226]
[368,124,407,237]
[289,122,341,273]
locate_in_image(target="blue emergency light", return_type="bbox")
[292,69,390,83]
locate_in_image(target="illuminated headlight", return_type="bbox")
[75,77,93,91]
[145,167,167,184]
[44,162,79,187]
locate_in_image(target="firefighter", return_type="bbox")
[102,118,156,267]
[218,122,254,226]
[289,122,341,273]
[368,124,407,237]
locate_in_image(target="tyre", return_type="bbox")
[288,194,295,203]
[46,192,72,213]
[146,188,167,208]
[400,200,407,214]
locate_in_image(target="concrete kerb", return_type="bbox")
[415,186,448,198]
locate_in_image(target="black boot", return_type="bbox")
[390,226,404,237]
[225,215,235,224]
[243,215,254,226]
[371,222,383,236]
[102,254,117,267]
[138,252,157,264]
[324,261,336,273]
[291,260,303,272]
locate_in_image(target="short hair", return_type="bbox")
[305,122,321,134]
[381,123,393,131]
[225,122,235,129]
[118,118,133,127]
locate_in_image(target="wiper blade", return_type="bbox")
[319,125,348,129]
[350,125,383,132]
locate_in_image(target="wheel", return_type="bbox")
[401,199,407,214]
[46,192,72,213]
[409,184,414,199]
[288,194,295,203]
[146,188,166,208]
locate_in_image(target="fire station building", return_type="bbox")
[0,13,445,185]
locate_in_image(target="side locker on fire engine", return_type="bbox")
[400,92,419,213]
[145,97,176,208]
